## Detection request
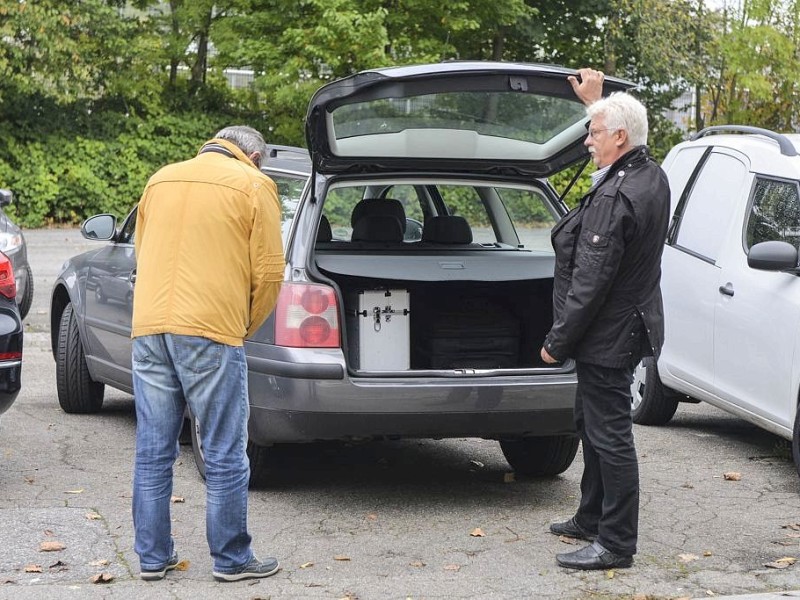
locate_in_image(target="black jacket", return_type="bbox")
[544,146,670,368]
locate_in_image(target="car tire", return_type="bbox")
[792,403,800,479]
[189,411,206,480]
[499,434,579,477]
[56,303,104,413]
[631,357,679,426]
[247,441,275,488]
[17,265,33,320]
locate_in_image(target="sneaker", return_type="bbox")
[140,551,180,581]
[213,556,280,582]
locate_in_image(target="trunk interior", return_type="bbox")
[318,270,557,373]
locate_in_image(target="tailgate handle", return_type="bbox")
[718,283,734,297]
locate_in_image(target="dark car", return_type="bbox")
[50,63,633,484]
[0,190,33,319]
[0,251,23,422]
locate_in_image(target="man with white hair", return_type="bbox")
[541,69,670,570]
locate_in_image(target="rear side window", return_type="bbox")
[268,172,308,245]
[673,152,748,263]
[745,178,800,249]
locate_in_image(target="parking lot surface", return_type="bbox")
[0,228,798,599]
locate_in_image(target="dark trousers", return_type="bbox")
[573,361,639,556]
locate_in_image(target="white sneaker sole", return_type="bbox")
[212,563,280,582]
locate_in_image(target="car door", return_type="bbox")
[660,148,749,395]
[713,176,800,429]
[83,209,137,389]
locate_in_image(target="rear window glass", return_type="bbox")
[320,180,557,252]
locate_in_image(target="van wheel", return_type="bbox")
[631,357,679,425]
[499,435,579,477]
[792,404,800,479]
[55,303,104,413]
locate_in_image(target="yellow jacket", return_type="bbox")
[132,138,285,346]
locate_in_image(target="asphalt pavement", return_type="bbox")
[0,228,799,600]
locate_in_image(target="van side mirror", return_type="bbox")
[748,240,800,273]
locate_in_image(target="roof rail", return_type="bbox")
[691,125,798,157]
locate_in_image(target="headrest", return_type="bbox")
[422,215,473,244]
[350,198,406,229]
[317,214,332,242]
[351,214,404,243]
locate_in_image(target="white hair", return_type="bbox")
[214,125,268,157]
[587,92,649,147]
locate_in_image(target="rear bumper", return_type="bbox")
[0,361,21,416]
[245,346,576,444]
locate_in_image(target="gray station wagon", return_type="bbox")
[50,62,631,484]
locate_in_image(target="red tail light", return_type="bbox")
[274,283,340,348]
[0,253,15,300]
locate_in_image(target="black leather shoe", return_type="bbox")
[549,517,597,542]
[556,541,633,570]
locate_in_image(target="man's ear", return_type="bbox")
[615,129,628,148]
[249,151,262,168]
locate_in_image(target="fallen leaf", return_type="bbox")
[723,472,742,481]
[365,513,378,521]
[558,535,581,545]
[23,476,34,484]
[23,565,42,573]
[90,573,114,584]
[443,564,460,571]
[409,561,426,568]
[39,541,66,552]
[338,592,358,600]
[299,562,314,569]
[764,556,797,569]
[333,555,351,561]
[470,528,485,537]
[64,489,84,494]
[681,483,694,489]
[89,559,109,567]
[503,472,515,483]
[606,569,615,579]
[784,532,800,538]
[85,512,102,521]
[175,559,190,571]
[782,523,800,531]
[1,577,15,584]
[43,530,54,537]
[678,553,700,563]
[774,540,797,546]
[170,496,185,503]
[703,551,713,557]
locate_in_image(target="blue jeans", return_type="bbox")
[132,334,254,574]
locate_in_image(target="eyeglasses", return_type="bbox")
[587,128,618,140]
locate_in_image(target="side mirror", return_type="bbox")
[747,240,799,272]
[81,214,118,241]
[404,218,423,242]
[0,189,13,208]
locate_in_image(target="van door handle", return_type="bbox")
[719,283,734,297]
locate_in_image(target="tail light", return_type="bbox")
[274,283,340,348]
[0,253,16,300]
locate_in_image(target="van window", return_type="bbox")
[673,152,747,263]
[745,178,800,249]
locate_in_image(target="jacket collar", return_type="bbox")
[197,138,259,170]
[595,146,651,186]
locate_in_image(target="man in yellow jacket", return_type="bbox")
[131,125,285,582]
